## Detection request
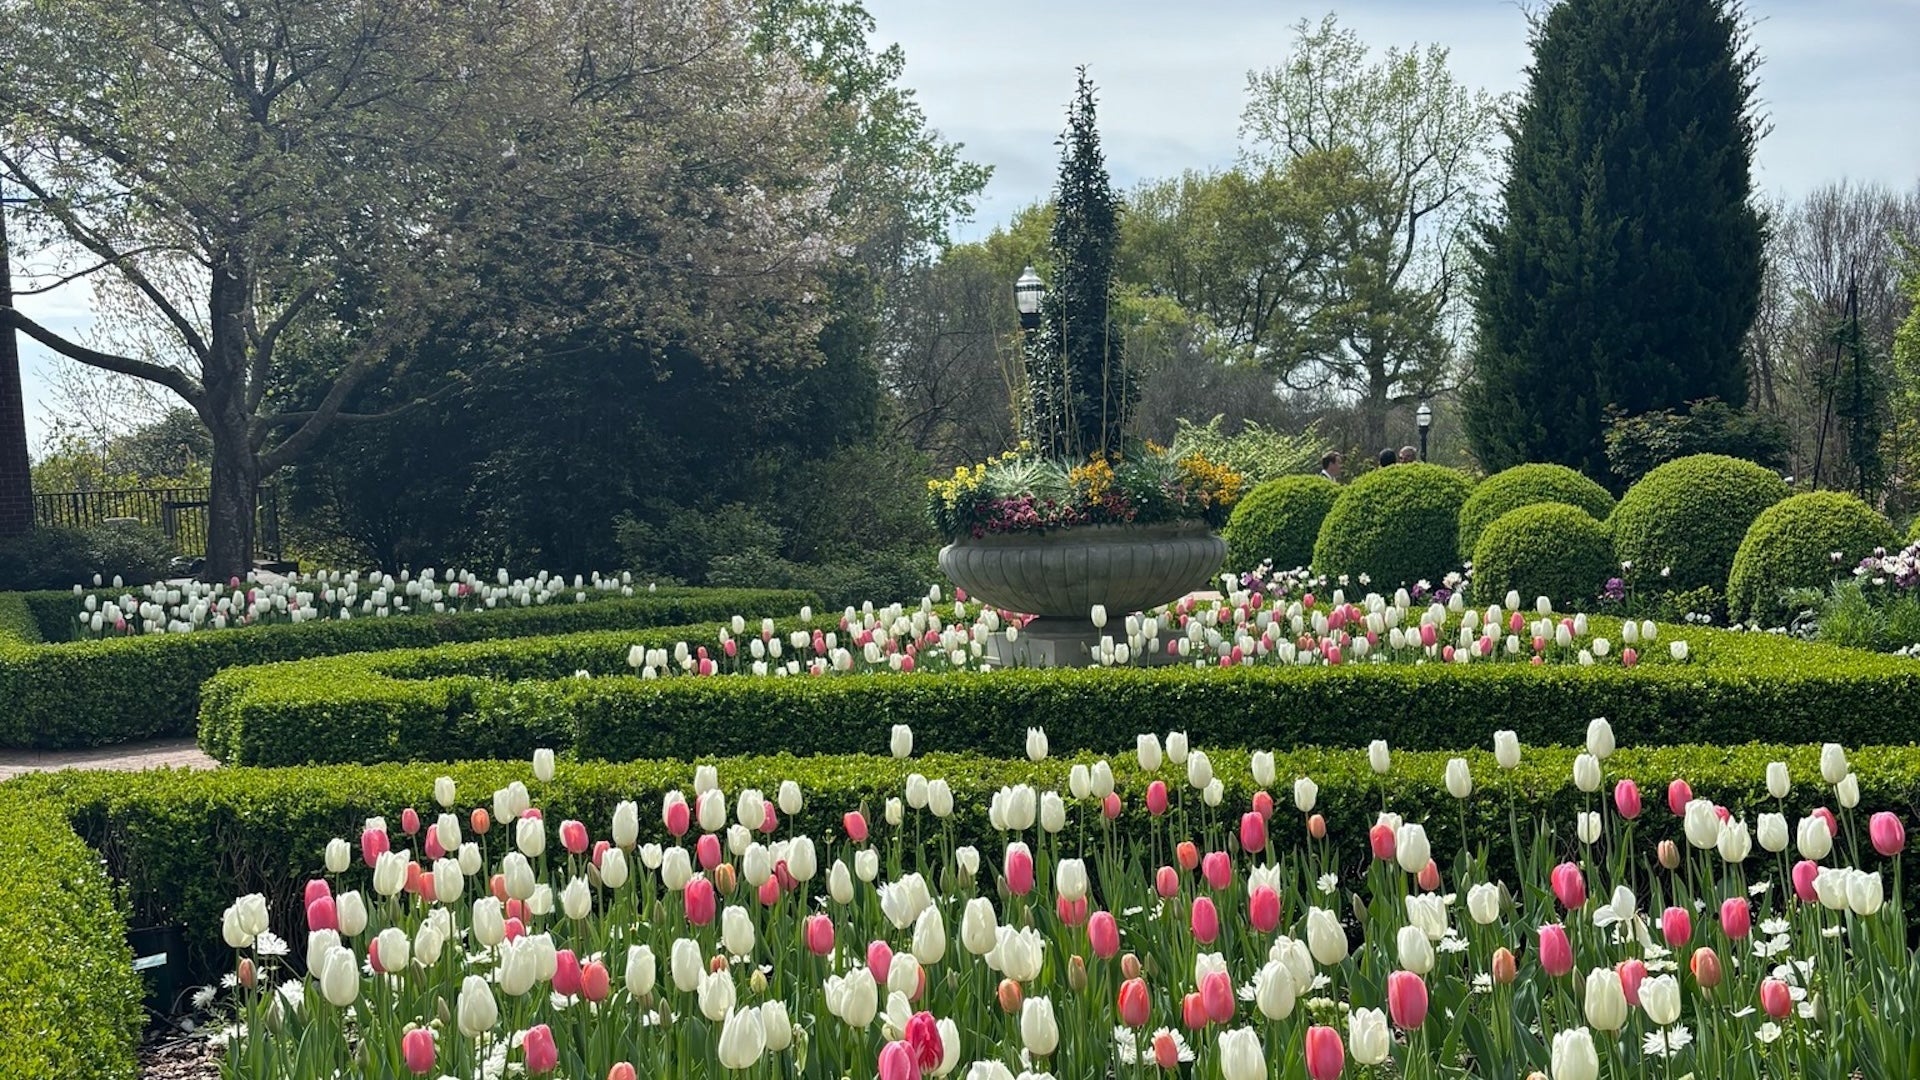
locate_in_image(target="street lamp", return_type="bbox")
[1416,400,1433,462]
[1014,266,1045,332]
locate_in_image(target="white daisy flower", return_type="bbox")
[1756,1022,1782,1044]
[1643,1025,1693,1057]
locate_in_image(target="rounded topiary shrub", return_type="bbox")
[1909,516,1920,546]
[1312,463,1474,589]
[1609,454,1789,598]
[1470,502,1614,609]
[1726,491,1899,626]
[1223,475,1342,572]
[1456,463,1615,557]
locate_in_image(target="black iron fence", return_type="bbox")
[32,486,283,560]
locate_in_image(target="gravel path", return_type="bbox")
[0,737,218,781]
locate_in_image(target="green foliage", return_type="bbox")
[17,741,1920,990]
[1456,464,1616,556]
[0,789,142,1080]
[194,614,1920,768]
[1223,475,1341,572]
[1465,0,1764,478]
[1727,492,1900,625]
[1909,517,1920,545]
[1025,70,1135,459]
[0,588,813,750]
[1312,463,1474,588]
[925,445,1243,539]
[1792,579,1920,654]
[1602,399,1792,489]
[31,409,213,493]
[1169,416,1329,486]
[1609,454,1789,601]
[1470,503,1614,609]
[0,593,44,644]
[0,524,174,591]
[705,547,938,612]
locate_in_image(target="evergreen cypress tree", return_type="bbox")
[1026,68,1134,460]
[1464,0,1765,478]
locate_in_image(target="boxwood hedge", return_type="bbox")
[1726,491,1900,626]
[0,587,812,749]
[197,615,1920,767]
[0,789,143,1080]
[1456,463,1616,558]
[15,742,1920,991]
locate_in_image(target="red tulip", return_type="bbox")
[1760,978,1793,1019]
[1239,812,1268,854]
[1305,1025,1345,1080]
[1201,969,1234,1023]
[1538,924,1573,977]
[1667,779,1692,816]
[1369,823,1396,862]
[402,1028,435,1075]
[581,960,611,1003]
[906,1012,942,1071]
[1191,896,1220,944]
[1721,897,1751,939]
[1660,906,1692,947]
[1617,959,1647,1006]
[1248,886,1281,933]
[1118,977,1151,1028]
[1871,812,1907,857]
[1613,779,1642,819]
[523,1025,558,1075]
[1387,970,1429,1029]
[683,878,716,925]
[1088,911,1121,959]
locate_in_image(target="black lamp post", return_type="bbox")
[1416,400,1433,462]
[1014,266,1045,332]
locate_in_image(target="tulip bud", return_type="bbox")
[1490,947,1517,984]
[1658,840,1680,870]
[997,978,1023,1015]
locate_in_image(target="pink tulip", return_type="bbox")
[1118,977,1151,1028]
[401,808,421,836]
[1792,860,1821,903]
[1721,897,1751,939]
[1088,911,1120,959]
[1617,959,1647,1006]
[1176,842,1200,871]
[1621,646,1638,667]
[1201,970,1234,1023]
[1368,823,1396,862]
[757,875,780,905]
[1147,781,1170,816]
[1181,991,1208,1031]
[877,1041,916,1080]
[1305,1025,1345,1080]
[523,1025,558,1075]
[360,827,390,868]
[1239,812,1268,854]
[402,1028,435,1075]
[1418,623,1437,648]
[843,811,869,843]
[1613,779,1642,819]
[560,820,589,855]
[805,914,835,956]
[471,808,492,836]
[303,878,331,907]
[609,1065,637,1080]
[591,840,610,869]
[1190,896,1220,944]
[1660,907,1691,947]
[1056,896,1089,926]
[1760,978,1793,1019]
[424,830,445,861]
[760,804,778,834]
[906,1012,943,1071]
[1417,860,1442,892]
[867,940,894,986]
[696,834,722,871]
[1812,806,1838,839]
[1005,845,1035,896]
[1667,779,1692,816]
[1538,924,1573,977]
[1248,886,1281,933]
[504,917,524,940]
[581,960,611,1003]
[554,950,581,997]
[663,801,689,837]
[683,878,716,925]
[1387,970,1429,1029]
[1155,866,1180,898]
[1550,862,1586,910]
[506,898,524,921]
[1871,812,1906,857]
[1153,1031,1183,1068]
[1201,852,1231,891]
[1251,790,1274,821]
[1308,814,1327,839]
[1102,792,1123,819]
[306,896,337,933]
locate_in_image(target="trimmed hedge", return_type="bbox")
[1727,491,1900,626]
[0,587,813,750]
[1222,474,1341,572]
[198,614,1920,767]
[0,592,42,644]
[15,743,1920,990]
[1456,463,1616,558]
[1908,516,1920,545]
[0,789,142,1080]
[1313,463,1475,589]
[1609,454,1788,599]
[1469,502,1614,609]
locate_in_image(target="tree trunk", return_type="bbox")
[203,431,257,583]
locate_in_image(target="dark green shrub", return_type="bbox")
[1223,474,1341,572]
[197,614,1920,767]
[0,526,95,591]
[1470,503,1614,609]
[1727,491,1900,626]
[79,522,175,584]
[1456,464,1615,556]
[0,789,142,1080]
[1609,453,1788,600]
[1602,399,1791,489]
[1313,463,1475,588]
[0,587,813,749]
[706,546,939,611]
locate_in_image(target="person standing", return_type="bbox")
[1377,448,1398,469]
[1318,451,1344,483]
[1398,445,1419,464]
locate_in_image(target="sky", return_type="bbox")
[9,0,1920,461]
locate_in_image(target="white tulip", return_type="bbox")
[1640,974,1682,1026]
[1166,731,1189,766]
[1797,815,1833,860]
[1251,751,1276,788]
[891,724,914,759]
[1293,776,1318,813]
[1683,799,1722,849]
[777,780,803,816]
[1395,823,1431,874]
[1306,907,1348,966]
[1349,1007,1390,1065]
[1586,717,1615,760]
[1757,812,1789,853]
[961,897,999,956]
[1838,773,1860,809]
[1577,811,1603,845]
[1019,996,1059,1057]
[1821,743,1849,785]
[1026,727,1048,762]
[1396,924,1435,974]
[1137,734,1163,772]
[1493,730,1521,770]
[1445,758,1473,799]
[1368,739,1391,775]
[625,944,656,998]
[1573,753,1602,793]
[670,938,703,993]
[1466,882,1501,925]
[1186,749,1214,791]
[324,838,351,874]
[457,974,498,1037]
[1766,762,1790,800]
[1717,819,1751,863]
[532,747,555,782]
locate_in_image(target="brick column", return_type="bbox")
[0,188,34,536]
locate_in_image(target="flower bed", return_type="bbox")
[13,737,1920,1078]
[0,788,143,1080]
[0,587,814,749]
[196,606,1920,766]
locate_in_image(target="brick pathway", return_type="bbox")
[0,737,218,781]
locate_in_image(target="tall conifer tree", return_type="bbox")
[1464,0,1765,478]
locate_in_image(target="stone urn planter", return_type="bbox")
[939,521,1227,665]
